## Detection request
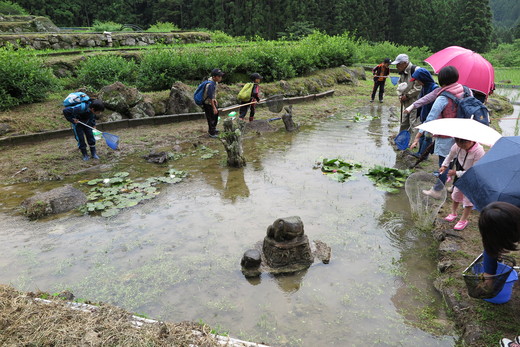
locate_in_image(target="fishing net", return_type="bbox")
[405,172,447,229]
[394,130,410,150]
[103,132,120,150]
[262,95,284,113]
[463,254,516,299]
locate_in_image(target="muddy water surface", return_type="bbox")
[0,105,455,346]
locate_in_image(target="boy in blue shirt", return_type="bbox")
[63,99,105,160]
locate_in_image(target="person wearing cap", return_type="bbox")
[392,54,422,135]
[370,58,391,103]
[204,68,224,138]
[239,73,262,122]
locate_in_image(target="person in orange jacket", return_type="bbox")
[371,58,391,103]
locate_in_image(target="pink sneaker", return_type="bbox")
[444,214,457,222]
[454,220,469,230]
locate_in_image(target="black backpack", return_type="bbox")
[440,86,490,126]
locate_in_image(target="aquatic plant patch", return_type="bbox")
[316,158,362,182]
[350,112,379,122]
[80,169,187,217]
[365,166,411,193]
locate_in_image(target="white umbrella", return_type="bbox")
[415,118,502,146]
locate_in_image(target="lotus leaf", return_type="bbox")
[114,172,130,178]
[101,208,120,217]
[87,179,104,185]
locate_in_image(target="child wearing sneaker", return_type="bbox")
[440,138,485,230]
[501,336,520,347]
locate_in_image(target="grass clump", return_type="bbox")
[76,55,137,90]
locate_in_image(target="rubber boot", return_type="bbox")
[90,146,100,159]
[249,116,254,122]
[80,148,89,161]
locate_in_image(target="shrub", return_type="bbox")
[356,40,431,66]
[0,1,27,15]
[483,39,520,67]
[146,22,179,32]
[0,45,58,110]
[210,30,238,43]
[76,55,137,90]
[90,20,123,32]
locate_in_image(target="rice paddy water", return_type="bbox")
[0,104,473,346]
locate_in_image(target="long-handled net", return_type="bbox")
[405,172,447,230]
[463,254,516,299]
[220,95,284,115]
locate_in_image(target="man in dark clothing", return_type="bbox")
[371,58,391,103]
[203,68,224,138]
[63,99,105,160]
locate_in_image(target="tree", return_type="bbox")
[457,0,493,52]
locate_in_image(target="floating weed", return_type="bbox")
[315,157,362,183]
[191,145,220,160]
[365,166,411,193]
[350,112,379,122]
[80,169,188,217]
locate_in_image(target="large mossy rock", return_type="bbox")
[99,82,156,119]
[22,185,87,219]
[167,82,200,114]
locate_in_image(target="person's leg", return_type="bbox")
[371,81,378,101]
[451,201,460,215]
[379,81,385,102]
[239,104,248,120]
[460,206,472,221]
[72,123,89,160]
[249,103,256,122]
[84,127,98,159]
[204,104,217,136]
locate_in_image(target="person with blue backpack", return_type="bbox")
[405,68,439,158]
[410,66,469,199]
[193,68,224,138]
[63,92,105,161]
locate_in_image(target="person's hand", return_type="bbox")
[400,95,408,102]
[410,139,419,149]
[403,105,414,114]
[73,118,79,124]
[439,166,447,174]
[213,107,218,115]
[448,169,456,177]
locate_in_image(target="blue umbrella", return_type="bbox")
[455,136,520,211]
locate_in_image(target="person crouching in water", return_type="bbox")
[440,137,485,230]
[63,99,105,161]
[239,73,262,122]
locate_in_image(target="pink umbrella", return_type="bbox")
[425,46,495,95]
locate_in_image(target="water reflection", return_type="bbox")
[223,167,250,202]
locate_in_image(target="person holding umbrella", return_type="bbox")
[440,138,485,230]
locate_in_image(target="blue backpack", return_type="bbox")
[193,80,213,106]
[63,92,90,107]
[440,86,490,126]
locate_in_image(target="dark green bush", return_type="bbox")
[76,55,137,90]
[90,20,123,32]
[0,45,57,110]
[0,1,27,15]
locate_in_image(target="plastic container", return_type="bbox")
[483,263,518,304]
[93,130,102,140]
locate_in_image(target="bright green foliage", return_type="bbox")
[356,40,432,66]
[0,45,58,110]
[90,20,124,32]
[81,169,188,217]
[76,55,137,90]
[484,39,520,67]
[137,33,357,90]
[0,1,27,15]
[318,157,363,183]
[146,21,179,32]
[365,166,411,193]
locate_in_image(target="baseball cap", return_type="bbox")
[250,73,263,81]
[211,68,224,76]
[391,54,409,65]
[383,58,391,64]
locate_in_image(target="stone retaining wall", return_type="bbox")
[0,31,211,49]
